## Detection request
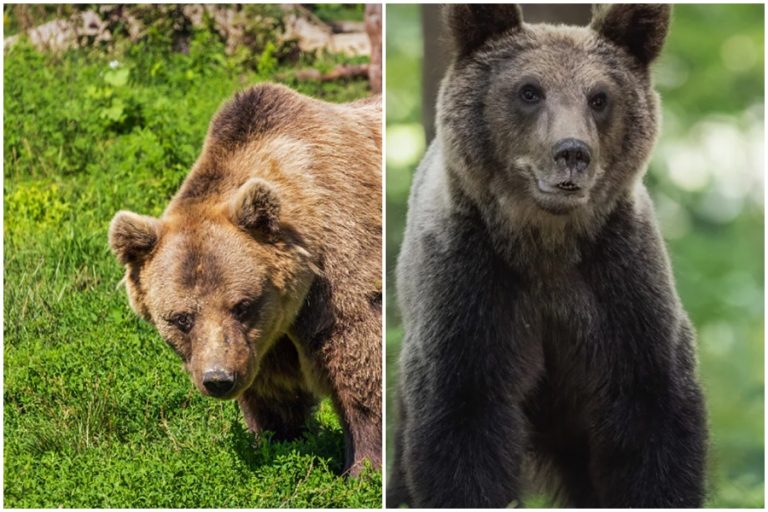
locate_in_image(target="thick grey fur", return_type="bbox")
[388,4,707,508]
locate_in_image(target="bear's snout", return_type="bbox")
[552,138,591,175]
[202,368,237,398]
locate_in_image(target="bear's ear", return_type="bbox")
[591,4,671,65]
[230,178,281,241]
[109,211,161,265]
[445,4,523,58]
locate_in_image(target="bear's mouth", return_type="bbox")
[530,176,590,215]
[536,178,584,195]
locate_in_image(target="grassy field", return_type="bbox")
[4,9,380,508]
[386,4,764,508]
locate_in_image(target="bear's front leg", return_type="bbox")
[580,213,708,507]
[587,323,707,507]
[400,363,531,508]
[237,336,317,441]
[288,276,383,476]
[589,383,707,505]
[237,386,316,442]
[323,319,383,476]
[396,220,545,507]
[336,398,381,476]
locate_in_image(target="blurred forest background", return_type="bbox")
[4,4,380,507]
[386,4,764,507]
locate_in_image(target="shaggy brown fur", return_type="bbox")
[109,83,382,474]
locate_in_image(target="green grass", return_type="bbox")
[4,21,380,508]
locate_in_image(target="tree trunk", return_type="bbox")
[365,4,382,94]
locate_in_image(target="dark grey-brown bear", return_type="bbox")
[389,4,707,508]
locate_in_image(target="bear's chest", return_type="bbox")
[512,267,604,371]
[518,267,596,328]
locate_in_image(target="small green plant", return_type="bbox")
[257,41,278,77]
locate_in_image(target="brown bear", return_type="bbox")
[109,83,382,475]
[389,4,707,508]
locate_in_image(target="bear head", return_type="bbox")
[438,4,670,219]
[108,177,315,400]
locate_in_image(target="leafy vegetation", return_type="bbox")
[386,4,763,508]
[4,5,379,508]
[313,4,365,24]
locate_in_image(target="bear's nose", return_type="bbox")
[552,138,591,173]
[202,369,236,397]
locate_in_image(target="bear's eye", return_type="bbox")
[169,312,194,333]
[232,299,254,323]
[589,92,608,112]
[519,84,543,104]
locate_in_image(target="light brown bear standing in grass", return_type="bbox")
[108,83,381,474]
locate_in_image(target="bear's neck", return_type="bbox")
[445,163,627,271]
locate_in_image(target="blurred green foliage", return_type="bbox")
[313,4,365,23]
[386,4,763,508]
[4,5,379,508]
